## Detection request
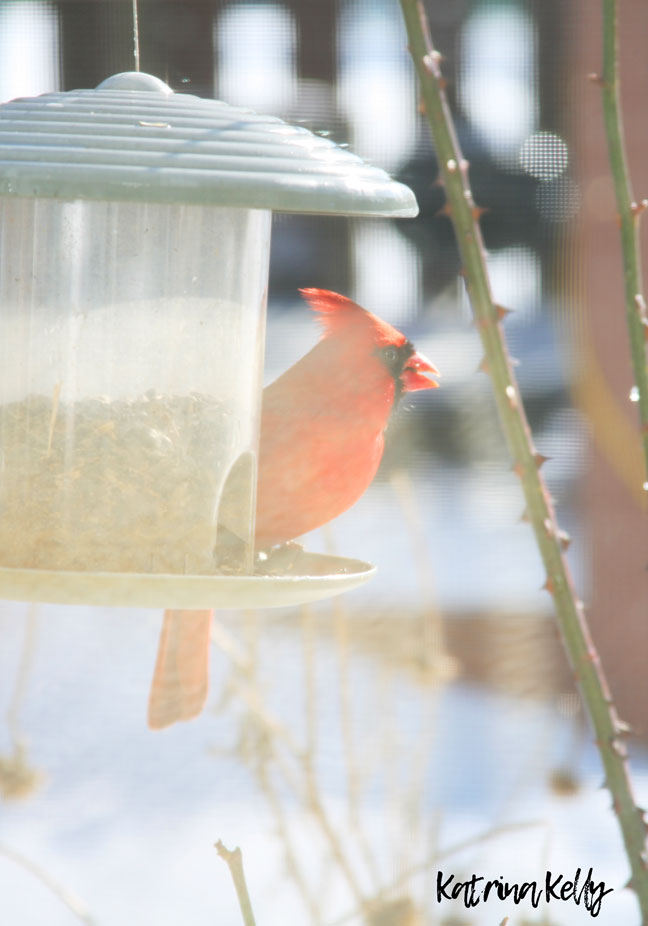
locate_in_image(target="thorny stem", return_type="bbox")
[398,0,648,919]
[600,0,648,482]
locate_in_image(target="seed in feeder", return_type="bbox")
[0,391,250,576]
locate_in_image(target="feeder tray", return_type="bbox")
[0,554,376,609]
[0,72,417,608]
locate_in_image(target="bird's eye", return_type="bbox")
[376,342,410,378]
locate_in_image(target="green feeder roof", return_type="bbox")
[0,71,418,217]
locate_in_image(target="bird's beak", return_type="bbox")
[401,350,440,392]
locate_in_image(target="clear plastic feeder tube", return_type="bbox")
[0,197,270,575]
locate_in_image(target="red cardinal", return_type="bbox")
[148,288,439,729]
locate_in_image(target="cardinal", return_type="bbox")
[148,288,439,729]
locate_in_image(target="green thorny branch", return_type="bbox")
[398,0,648,920]
[598,0,648,484]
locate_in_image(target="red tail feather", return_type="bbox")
[147,609,212,729]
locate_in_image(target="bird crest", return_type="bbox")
[299,287,363,327]
[299,287,398,345]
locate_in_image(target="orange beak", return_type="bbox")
[401,349,440,392]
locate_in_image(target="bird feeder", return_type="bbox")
[0,71,418,608]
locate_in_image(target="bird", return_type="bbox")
[148,288,439,729]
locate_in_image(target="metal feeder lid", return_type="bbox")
[0,71,418,217]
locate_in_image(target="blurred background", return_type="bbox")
[0,1,646,924]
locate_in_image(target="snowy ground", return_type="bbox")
[0,587,644,926]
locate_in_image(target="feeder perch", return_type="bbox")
[0,71,418,608]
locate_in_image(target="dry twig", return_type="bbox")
[0,843,96,925]
[215,840,257,926]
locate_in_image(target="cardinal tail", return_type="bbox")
[147,609,212,729]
